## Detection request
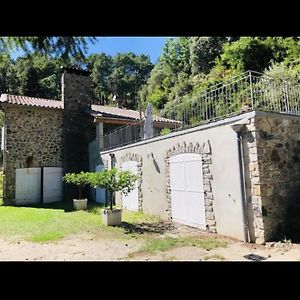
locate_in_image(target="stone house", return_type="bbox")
[0,67,175,204]
[1,67,300,244]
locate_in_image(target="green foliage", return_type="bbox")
[190,36,226,75]
[141,36,300,119]
[218,37,281,72]
[63,171,92,199]
[89,168,138,195]
[160,37,191,74]
[89,168,138,210]
[160,128,171,135]
[264,61,300,83]
[88,53,114,104]
[88,52,153,109]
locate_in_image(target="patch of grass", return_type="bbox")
[122,210,161,224]
[31,231,65,243]
[184,237,228,250]
[138,236,228,254]
[0,204,102,243]
[0,201,164,243]
[204,254,225,261]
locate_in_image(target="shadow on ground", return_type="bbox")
[121,221,177,235]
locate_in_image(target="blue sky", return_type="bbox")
[10,37,171,64]
[87,37,170,63]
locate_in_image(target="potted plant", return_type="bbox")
[89,167,138,226]
[63,171,91,210]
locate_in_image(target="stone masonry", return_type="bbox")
[1,67,96,204]
[62,68,96,201]
[243,113,300,243]
[2,106,63,204]
[165,140,216,233]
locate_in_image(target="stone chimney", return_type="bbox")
[61,66,93,201]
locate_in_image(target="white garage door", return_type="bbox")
[170,153,206,229]
[15,168,41,204]
[122,160,138,211]
[43,167,63,203]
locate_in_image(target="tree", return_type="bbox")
[89,168,138,210]
[218,37,278,73]
[0,37,96,62]
[109,53,153,109]
[12,53,63,99]
[160,37,191,75]
[0,53,14,94]
[189,37,226,75]
[87,53,114,104]
[63,172,92,199]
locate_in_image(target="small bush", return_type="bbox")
[160,128,171,136]
[63,172,91,199]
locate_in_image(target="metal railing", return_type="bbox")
[163,70,300,128]
[102,70,300,151]
[103,122,144,151]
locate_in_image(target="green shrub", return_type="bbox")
[63,171,91,199]
[89,168,138,210]
[160,128,171,136]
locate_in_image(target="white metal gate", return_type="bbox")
[15,168,41,204]
[95,164,106,204]
[169,153,206,229]
[43,167,63,203]
[121,160,138,211]
[15,167,63,204]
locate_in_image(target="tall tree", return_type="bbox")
[190,37,226,75]
[109,53,153,109]
[87,53,114,104]
[11,53,63,99]
[218,37,279,73]
[0,53,14,94]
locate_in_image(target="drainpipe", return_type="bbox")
[231,121,250,243]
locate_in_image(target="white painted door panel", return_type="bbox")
[95,164,106,204]
[170,153,206,229]
[15,168,41,204]
[122,161,138,211]
[43,167,63,203]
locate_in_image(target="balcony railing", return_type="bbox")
[102,70,300,151]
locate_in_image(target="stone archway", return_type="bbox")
[165,140,216,233]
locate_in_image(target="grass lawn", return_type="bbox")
[0,201,161,243]
[137,236,228,253]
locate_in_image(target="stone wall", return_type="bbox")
[243,113,300,243]
[3,106,63,203]
[255,115,300,242]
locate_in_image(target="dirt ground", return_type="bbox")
[1,223,300,261]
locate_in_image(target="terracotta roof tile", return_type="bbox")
[0,94,179,124]
[0,94,63,109]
